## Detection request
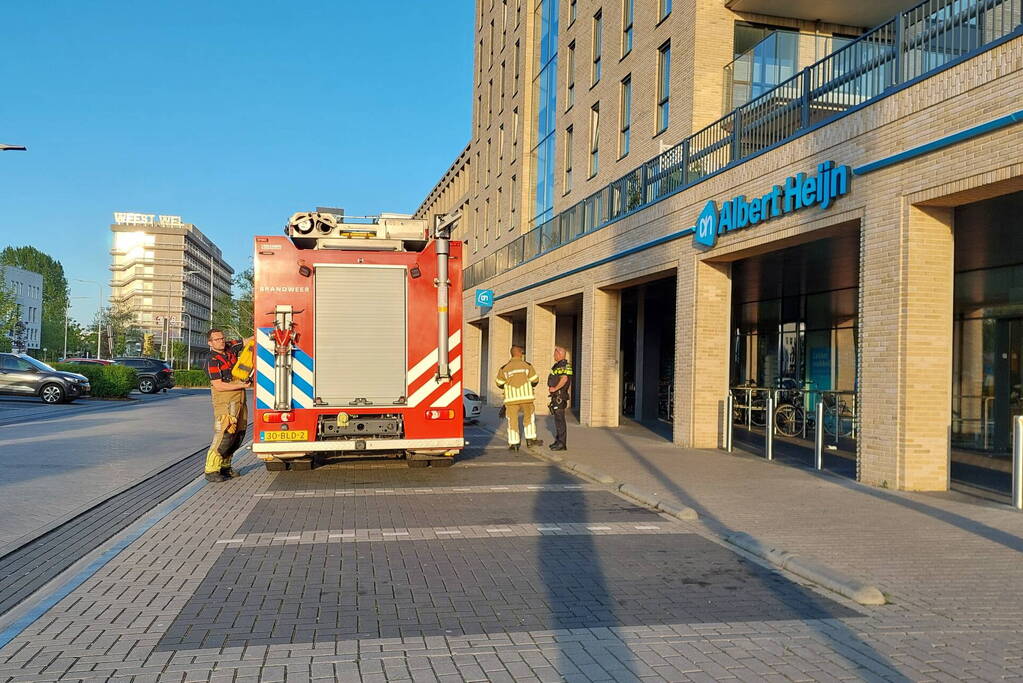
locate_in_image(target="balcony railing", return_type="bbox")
[723,30,858,111]
[464,0,1022,293]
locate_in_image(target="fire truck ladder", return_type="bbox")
[272,305,297,411]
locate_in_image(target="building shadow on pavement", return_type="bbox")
[602,429,913,681]
[824,475,1023,553]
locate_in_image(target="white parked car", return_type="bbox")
[462,388,482,422]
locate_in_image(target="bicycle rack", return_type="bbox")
[723,394,734,452]
[1013,415,1022,511]
[814,400,824,470]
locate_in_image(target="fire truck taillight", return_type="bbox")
[425,409,455,420]
[262,412,293,423]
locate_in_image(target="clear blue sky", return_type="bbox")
[0,1,474,326]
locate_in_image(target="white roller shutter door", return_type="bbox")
[314,265,407,406]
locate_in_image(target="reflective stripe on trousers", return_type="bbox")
[505,401,536,446]
[205,389,248,474]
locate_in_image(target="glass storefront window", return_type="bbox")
[951,191,1023,495]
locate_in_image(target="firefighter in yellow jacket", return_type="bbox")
[495,346,543,451]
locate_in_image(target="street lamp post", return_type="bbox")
[209,253,215,327]
[63,296,89,359]
[73,279,103,358]
[181,313,193,369]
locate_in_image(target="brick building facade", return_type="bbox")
[419,0,1023,495]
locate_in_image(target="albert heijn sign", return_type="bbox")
[693,161,850,248]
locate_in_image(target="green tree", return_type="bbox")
[210,267,254,339]
[234,267,254,338]
[92,303,140,358]
[0,246,69,353]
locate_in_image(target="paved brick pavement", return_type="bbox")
[0,389,214,552]
[0,416,1019,680]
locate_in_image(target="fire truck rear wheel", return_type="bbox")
[264,460,288,472]
[407,459,430,468]
[431,458,455,468]
[290,458,313,471]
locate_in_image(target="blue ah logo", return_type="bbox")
[475,289,494,308]
[694,200,718,248]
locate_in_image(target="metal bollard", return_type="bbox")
[1013,415,1023,511]
[814,400,824,470]
[765,396,774,461]
[725,394,734,453]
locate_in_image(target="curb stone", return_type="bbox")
[521,442,884,607]
[527,449,699,521]
[725,532,886,606]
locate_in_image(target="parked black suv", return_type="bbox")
[112,357,175,394]
[0,353,91,403]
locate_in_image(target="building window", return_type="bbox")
[497,187,503,237]
[502,0,508,47]
[510,174,518,224]
[591,10,602,86]
[473,207,479,252]
[619,76,631,158]
[500,61,506,111]
[514,40,521,93]
[621,0,633,56]
[489,20,495,67]
[486,138,492,186]
[512,107,519,158]
[488,79,494,125]
[478,39,484,83]
[566,41,576,109]
[657,41,671,134]
[570,0,577,24]
[498,124,505,169]
[483,199,490,247]
[589,103,600,178]
[659,0,671,21]
[564,126,574,193]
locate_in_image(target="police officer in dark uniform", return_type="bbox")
[547,346,573,451]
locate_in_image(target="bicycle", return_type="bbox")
[822,393,855,439]
[731,385,767,428]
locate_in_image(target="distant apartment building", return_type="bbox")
[1,266,43,352]
[418,0,1023,498]
[109,213,233,362]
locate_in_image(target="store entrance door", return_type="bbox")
[991,318,1023,453]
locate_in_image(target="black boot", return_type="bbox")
[508,443,520,451]
[549,442,566,451]
[220,467,240,478]
[205,472,227,483]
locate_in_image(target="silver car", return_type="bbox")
[0,353,91,404]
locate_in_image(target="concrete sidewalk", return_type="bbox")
[485,407,1023,625]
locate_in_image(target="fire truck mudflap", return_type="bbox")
[251,210,465,470]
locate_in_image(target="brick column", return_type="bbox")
[486,314,513,407]
[580,285,620,427]
[859,203,954,491]
[526,302,556,416]
[462,321,483,400]
[675,260,731,448]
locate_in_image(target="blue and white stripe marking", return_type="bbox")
[255,327,315,410]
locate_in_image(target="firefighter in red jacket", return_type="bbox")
[204,329,253,482]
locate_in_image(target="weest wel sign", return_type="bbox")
[693,161,850,248]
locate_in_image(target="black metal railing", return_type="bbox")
[464,0,1021,292]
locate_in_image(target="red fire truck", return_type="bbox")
[251,210,464,471]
